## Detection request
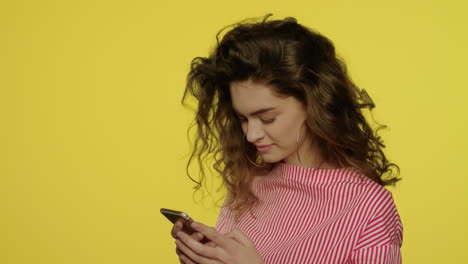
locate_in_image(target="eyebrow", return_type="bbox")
[234,107,277,117]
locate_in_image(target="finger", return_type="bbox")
[206,241,217,247]
[191,232,204,241]
[176,232,221,261]
[179,253,197,264]
[188,230,212,245]
[172,220,184,239]
[231,228,254,247]
[176,246,192,264]
[176,239,214,264]
[176,246,183,257]
[176,248,188,264]
[224,231,236,240]
[190,222,228,248]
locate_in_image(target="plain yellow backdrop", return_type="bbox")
[1,0,467,263]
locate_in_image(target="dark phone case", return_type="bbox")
[160,208,211,243]
[160,208,195,233]
[160,208,191,223]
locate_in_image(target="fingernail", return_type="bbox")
[191,222,199,228]
[197,232,203,239]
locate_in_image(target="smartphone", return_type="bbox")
[161,208,211,243]
[160,208,193,223]
[160,208,195,232]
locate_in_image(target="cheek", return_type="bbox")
[268,124,292,145]
[269,119,303,146]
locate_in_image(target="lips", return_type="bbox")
[256,144,273,152]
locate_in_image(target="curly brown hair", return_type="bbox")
[181,14,400,221]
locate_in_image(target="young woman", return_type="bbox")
[170,14,403,264]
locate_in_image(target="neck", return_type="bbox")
[282,137,339,169]
[282,139,322,168]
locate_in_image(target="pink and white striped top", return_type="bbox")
[215,162,403,264]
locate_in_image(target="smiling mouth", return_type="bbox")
[256,145,273,152]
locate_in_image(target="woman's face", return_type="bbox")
[229,79,314,165]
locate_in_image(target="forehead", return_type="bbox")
[229,80,285,113]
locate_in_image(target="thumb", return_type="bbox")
[206,241,217,247]
[231,228,254,247]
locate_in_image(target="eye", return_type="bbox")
[238,116,247,123]
[261,118,275,124]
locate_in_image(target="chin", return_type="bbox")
[260,153,284,164]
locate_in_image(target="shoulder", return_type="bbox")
[348,171,403,248]
[340,168,398,217]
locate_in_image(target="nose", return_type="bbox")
[245,120,265,143]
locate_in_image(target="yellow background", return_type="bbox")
[1,0,467,263]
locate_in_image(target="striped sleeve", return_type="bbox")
[214,195,235,234]
[346,189,403,264]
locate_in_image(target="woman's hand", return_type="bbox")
[175,221,264,264]
[171,220,216,263]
